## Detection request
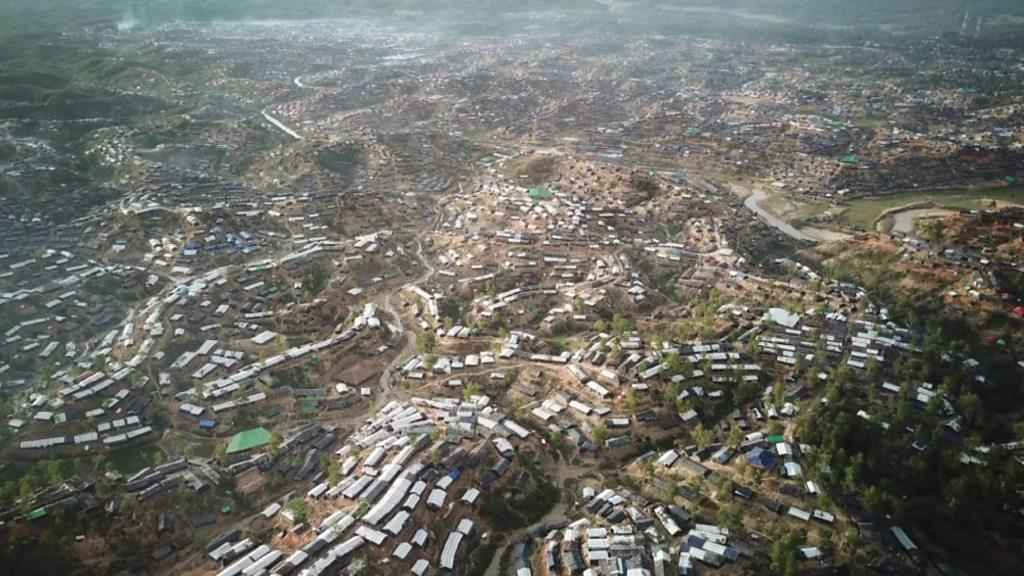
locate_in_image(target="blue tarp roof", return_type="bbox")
[745,446,778,469]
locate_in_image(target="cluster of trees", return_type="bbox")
[284,497,310,525]
[796,338,1023,565]
[480,471,560,532]
[593,313,632,336]
[300,264,330,298]
[770,530,805,576]
[0,457,92,515]
[416,330,436,354]
[671,288,731,341]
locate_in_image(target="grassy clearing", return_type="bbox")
[761,193,832,226]
[106,445,164,474]
[838,186,1024,230]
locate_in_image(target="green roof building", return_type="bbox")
[26,507,46,521]
[226,427,272,454]
[529,187,553,200]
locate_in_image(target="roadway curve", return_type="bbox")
[738,186,816,242]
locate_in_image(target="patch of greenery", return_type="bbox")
[466,536,503,575]
[314,144,361,182]
[481,472,560,532]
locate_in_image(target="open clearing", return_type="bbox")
[757,185,1024,233]
[838,185,1024,230]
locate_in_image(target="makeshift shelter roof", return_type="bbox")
[767,308,800,328]
[25,507,46,521]
[227,427,272,454]
[745,446,778,469]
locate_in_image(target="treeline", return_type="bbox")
[795,319,1024,572]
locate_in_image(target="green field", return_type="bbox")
[838,186,1024,230]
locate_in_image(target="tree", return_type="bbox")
[692,423,713,449]
[95,475,111,498]
[267,431,283,458]
[663,353,681,378]
[355,501,370,518]
[44,460,64,486]
[0,481,17,509]
[747,339,761,357]
[592,425,608,447]
[19,481,35,516]
[843,527,861,554]
[772,381,786,408]
[687,475,704,503]
[662,481,678,501]
[463,381,483,402]
[866,357,882,382]
[626,388,639,415]
[770,531,803,576]
[727,426,743,449]
[610,314,631,335]
[819,529,835,554]
[734,378,760,406]
[325,456,341,486]
[958,392,982,426]
[716,479,734,503]
[284,498,310,525]
[717,501,742,530]
[1014,420,1024,442]
[861,485,888,516]
[416,330,436,354]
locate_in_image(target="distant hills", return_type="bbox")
[1,1,1023,46]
